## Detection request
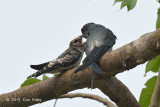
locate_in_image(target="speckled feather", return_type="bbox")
[27,36,85,79]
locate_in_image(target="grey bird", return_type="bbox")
[27,36,85,79]
[74,23,117,88]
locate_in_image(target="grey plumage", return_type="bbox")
[74,23,117,88]
[27,36,85,79]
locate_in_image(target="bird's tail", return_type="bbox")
[30,62,49,70]
[91,63,104,75]
[27,70,43,79]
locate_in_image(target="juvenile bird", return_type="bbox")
[74,23,117,88]
[27,36,85,79]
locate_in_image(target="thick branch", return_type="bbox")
[59,93,116,107]
[0,29,160,107]
[0,68,92,107]
[96,77,141,107]
[150,68,160,107]
[99,28,160,77]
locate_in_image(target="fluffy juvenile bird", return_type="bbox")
[74,23,117,88]
[27,36,85,79]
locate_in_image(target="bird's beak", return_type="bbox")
[80,35,84,38]
[81,34,87,39]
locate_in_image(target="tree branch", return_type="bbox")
[0,28,160,107]
[150,68,160,107]
[99,28,160,77]
[58,93,116,107]
[96,77,141,107]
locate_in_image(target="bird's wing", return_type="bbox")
[83,45,103,63]
[103,29,117,47]
[74,45,104,73]
[29,48,73,71]
[27,48,82,79]
[30,62,50,70]
[56,48,82,67]
[27,62,61,79]
[74,45,111,73]
[45,48,82,73]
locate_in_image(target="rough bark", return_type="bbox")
[96,77,140,107]
[0,28,160,107]
[59,93,116,107]
[99,29,160,77]
[150,68,160,107]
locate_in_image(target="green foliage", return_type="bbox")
[115,0,123,2]
[21,73,60,87]
[145,56,160,76]
[139,76,157,107]
[114,0,137,11]
[21,72,61,88]
[21,74,50,88]
[156,8,160,29]
[42,74,49,80]
[124,0,137,11]
[113,0,123,5]
[54,73,60,76]
[140,6,160,107]
[120,1,127,9]
[21,78,41,88]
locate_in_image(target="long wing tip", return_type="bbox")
[74,67,83,73]
[30,65,41,70]
[74,69,80,73]
[98,71,105,75]
[30,65,34,68]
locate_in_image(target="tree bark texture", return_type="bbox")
[150,69,160,107]
[59,93,116,107]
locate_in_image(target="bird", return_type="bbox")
[27,36,85,79]
[74,22,117,88]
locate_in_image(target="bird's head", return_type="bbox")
[70,36,85,48]
[81,22,95,38]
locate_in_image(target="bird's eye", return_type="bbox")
[74,40,79,43]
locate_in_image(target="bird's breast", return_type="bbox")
[85,35,104,54]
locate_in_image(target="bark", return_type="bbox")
[99,29,160,77]
[0,28,160,107]
[96,77,140,107]
[150,68,160,107]
[59,93,116,107]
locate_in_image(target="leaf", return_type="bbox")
[113,0,123,5]
[20,78,41,88]
[115,0,123,2]
[120,1,127,9]
[156,8,160,29]
[54,73,60,76]
[145,55,160,76]
[123,0,137,11]
[42,74,49,80]
[139,76,157,107]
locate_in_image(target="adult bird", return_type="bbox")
[74,23,117,88]
[27,36,85,79]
